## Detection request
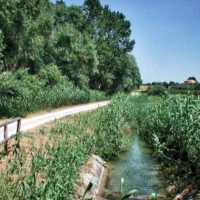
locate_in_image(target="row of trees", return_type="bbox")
[0,0,142,94]
[145,77,198,87]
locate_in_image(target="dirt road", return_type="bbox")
[0,101,109,142]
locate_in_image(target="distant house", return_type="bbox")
[184,78,197,84]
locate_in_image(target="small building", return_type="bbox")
[184,78,197,84]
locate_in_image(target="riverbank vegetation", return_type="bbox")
[137,94,200,193]
[0,93,138,199]
[0,93,199,198]
[0,0,142,119]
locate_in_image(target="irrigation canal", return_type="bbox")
[98,133,167,199]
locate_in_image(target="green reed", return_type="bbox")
[0,93,139,199]
[139,94,200,182]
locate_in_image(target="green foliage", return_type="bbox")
[120,178,138,200]
[0,93,136,199]
[53,24,98,88]
[0,29,4,68]
[37,63,66,87]
[146,85,167,96]
[0,68,107,117]
[83,0,139,93]
[169,89,200,95]
[120,54,142,92]
[0,0,54,72]
[93,93,146,158]
[138,94,200,182]
[82,177,139,200]
[168,82,200,95]
[0,69,44,97]
[0,0,141,94]
[150,193,159,200]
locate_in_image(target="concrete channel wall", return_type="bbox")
[75,154,106,199]
[74,154,164,200]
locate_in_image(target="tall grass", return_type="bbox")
[138,94,200,184]
[2,92,198,197]
[0,93,138,199]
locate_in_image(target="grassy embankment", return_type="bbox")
[1,92,200,198]
[138,94,200,193]
[0,93,141,199]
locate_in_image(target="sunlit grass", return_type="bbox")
[0,93,139,199]
[139,94,200,185]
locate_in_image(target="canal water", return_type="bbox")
[99,133,167,198]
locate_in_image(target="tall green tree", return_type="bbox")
[0,0,22,71]
[65,5,87,33]
[55,1,86,32]
[83,0,136,93]
[53,24,98,88]
[0,0,142,94]
[53,1,99,88]
[54,0,68,26]
[124,54,142,91]
[0,0,54,72]
[17,0,55,73]
[0,30,4,70]
[18,9,55,73]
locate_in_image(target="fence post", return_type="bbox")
[4,125,8,153]
[0,117,21,154]
[17,118,21,134]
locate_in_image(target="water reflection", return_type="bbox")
[103,133,166,196]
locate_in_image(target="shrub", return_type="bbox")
[0,68,108,117]
[146,85,167,96]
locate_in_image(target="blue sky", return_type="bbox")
[50,0,200,83]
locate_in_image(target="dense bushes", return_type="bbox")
[0,69,108,117]
[146,85,167,96]
[169,89,200,95]
[145,83,200,96]
[94,94,150,158]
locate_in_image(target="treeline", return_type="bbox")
[144,80,200,96]
[0,0,142,95]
